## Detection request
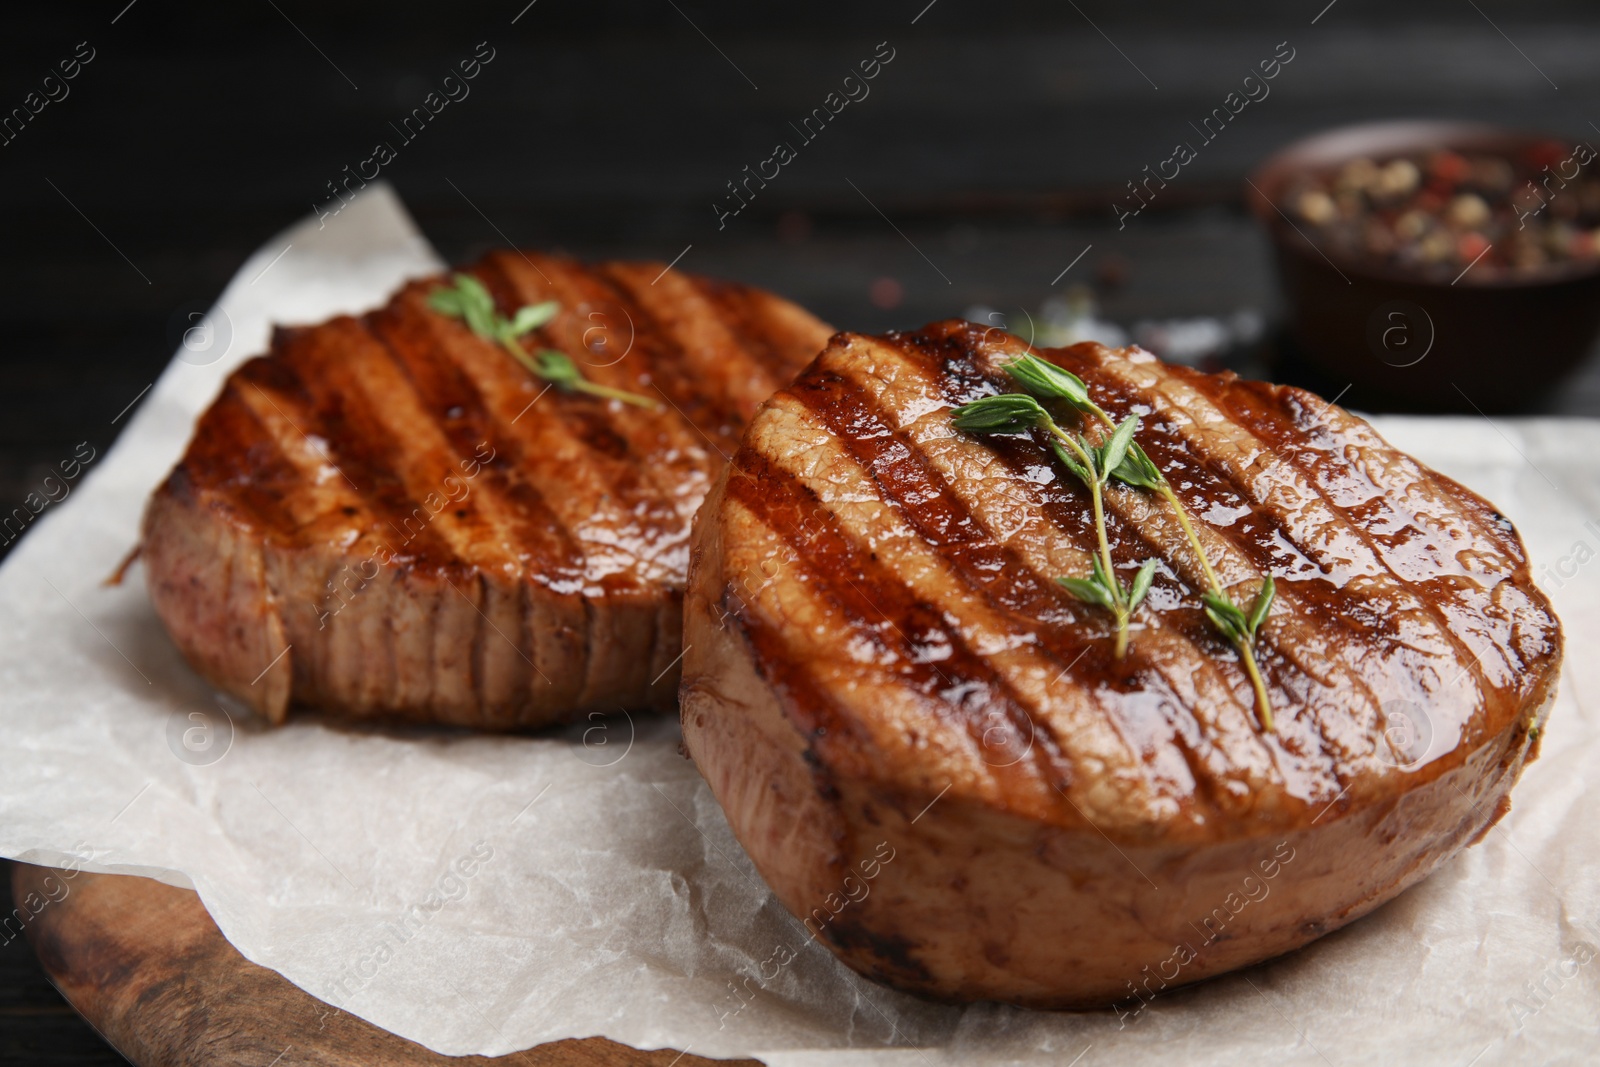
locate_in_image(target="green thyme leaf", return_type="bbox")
[1090,553,1112,592]
[1002,354,1091,409]
[429,275,658,408]
[1128,559,1158,614]
[1203,604,1243,643]
[1246,575,1275,637]
[1049,441,1091,487]
[951,393,1049,433]
[1074,433,1104,481]
[427,288,465,316]
[1099,414,1141,481]
[509,300,560,336]
[534,349,582,385]
[1058,576,1116,611]
[447,273,498,337]
[944,382,1277,728]
[1110,441,1164,491]
[1202,592,1248,642]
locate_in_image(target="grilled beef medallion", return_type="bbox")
[680,320,1561,1007]
[142,251,831,729]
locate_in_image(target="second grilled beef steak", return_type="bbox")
[680,321,1561,1006]
[142,251,832,729]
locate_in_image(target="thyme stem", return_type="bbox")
[570,380,662,407]
[1156,479,1273,729]
[1097,412,1275,731]
[1238,638,1275,732]
[501,337,658,407]
[429,273,659,409]
[996,351,1278,731]
[1049,423,1131,658]
[1102,481,1131,660]
[1159,483,1224,595]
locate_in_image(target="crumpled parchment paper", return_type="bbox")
[2,184,1596,1066]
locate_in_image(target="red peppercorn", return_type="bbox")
[1413,189,1445,215]
[1528,141,1569,171]
[1430,150,1470,185]
[1457,231,1492,265]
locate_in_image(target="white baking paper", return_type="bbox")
[2,185,1597,1066]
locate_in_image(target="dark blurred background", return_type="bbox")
[3,1,1600,1059]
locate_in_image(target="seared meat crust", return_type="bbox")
[143,251,831,728]
[680,321,1560,1006]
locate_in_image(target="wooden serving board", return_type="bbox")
[13,863,762,1067]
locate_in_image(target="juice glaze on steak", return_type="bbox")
[142,250,831,729]
[680,320,1560,1006]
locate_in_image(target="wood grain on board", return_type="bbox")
[12,863,762,1067]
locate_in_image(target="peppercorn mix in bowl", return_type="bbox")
[1249,121,1600,410]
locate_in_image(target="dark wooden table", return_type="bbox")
[4,2,1599,1060]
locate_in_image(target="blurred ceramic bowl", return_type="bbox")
[1248,120,1600,411]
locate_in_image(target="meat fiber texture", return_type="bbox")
[0,184,1597,1065]
[680,324,1560,1010]
[139,246,830,731]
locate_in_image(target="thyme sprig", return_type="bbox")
[952,394,1158,659]
[1199,577,1276,731]
[428,273,658,408]
[956,353,1278,731]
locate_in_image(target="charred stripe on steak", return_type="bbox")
[141,250,832,728]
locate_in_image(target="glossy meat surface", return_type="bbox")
[680,321,1560,1005]
[142,251,832,728]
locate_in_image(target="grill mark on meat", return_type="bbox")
[467,260,681,550]
[1144,364,1495,625]
[777,367,1082,782]
[582,265,756,456]
[478,254,715,550]
[880,333,1336,806]
[423,269,690,593]
[1238,377,1513,558]
[685,274,802,381]
[731,403,1229,828]
[243,321,463,570]
[786,366,1082,625]
[1071,349,1497,754]
[715,533,874,759]
[312,319,543,582]
[1060,352,1448,786]
[1183,373,1513,743]
[176,389,303,537]
[732,588,870,755]
[794,372,1237,819]
[732,391,1261,826]
[145,252,833,727]
[1039,334,1538,785]
[811,335,1314,816]
[487,251,720,452]
[605,263,841,444]
[726,447,1057,807]
[228,365,440,571]
[1226,379,1543,696]
[1024,350,1378,784]
[969,342,1386,726]
[710,322,1561,833]
[365,293,588,589]
[479,252,664,412]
